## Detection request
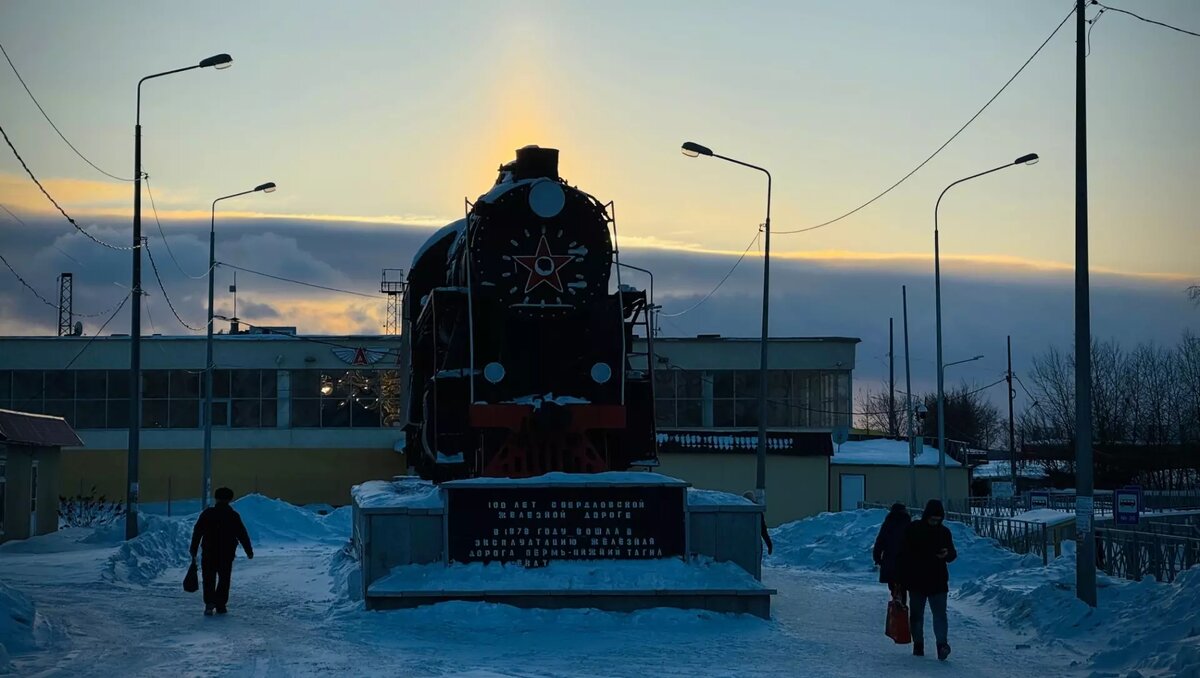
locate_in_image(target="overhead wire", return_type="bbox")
[216,262,379,299]
[144,240,205,332]
[1093,1,1200,39]
[144,175,211,279]
[0,40,133,182]
[0,122,134,251]
[63,292,131,370]
[773,3,1076,235]
[658,230,760,318]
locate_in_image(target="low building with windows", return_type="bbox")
[0,332,406,510]
[0,408,82,543]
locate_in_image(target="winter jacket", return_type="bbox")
[899,516,958,595]
[190,503,253,562]
[873,507,911,584]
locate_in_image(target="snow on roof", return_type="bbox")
[443,471,688,488]
[410,218,466,270]
[832,438,961,468]
[1011,509,1075,526]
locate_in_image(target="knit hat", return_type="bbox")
[924,499,946,518]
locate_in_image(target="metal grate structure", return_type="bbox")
[380,268,407,335]
[57,272,73,336]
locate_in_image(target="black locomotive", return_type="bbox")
[401,147,658,481]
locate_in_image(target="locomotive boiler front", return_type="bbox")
[404,147,659,481]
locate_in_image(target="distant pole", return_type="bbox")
[1007,335,1017,491]
[1074,0,1097,607]
[903,287,916,507]
[889,317,896,437]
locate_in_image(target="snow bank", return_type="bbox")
[234,494,350,545]
[767,509,1039,578]
[687,488,755,507]
[446,471,687,487]
[373,557,761,593]
[103,514,192,585]
[0,580,50,670]
[958,542,1200,677]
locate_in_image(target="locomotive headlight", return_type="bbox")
[484,362,506,384]
[528,180,566,218]
[590,362,612,384]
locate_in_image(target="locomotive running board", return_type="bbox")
[468,403,626,431]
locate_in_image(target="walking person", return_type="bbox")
[872,502,911,604]
[743,491,774,556]
[189,487,254,616]
[900,499,957,661]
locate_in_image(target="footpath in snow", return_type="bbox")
[0,498,1196,676]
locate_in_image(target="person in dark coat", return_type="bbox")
[190,487,253,616]
[743,491,773,556]
[872,502,910,603]
[900,499,957,661]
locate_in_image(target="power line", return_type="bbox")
[1086,6,1108,57]
[0,250,59,310]
[1094,1,1200,39]
[64,292,130,370]
[0,41,133,182]
[0,121,134,251]
[212,315,404,358]
[144,241,205,332]
[963,377,1007,398]
[774,4,1076,235]
[144,175,210,279]
[659,230,760,318]
[217,262,380,299]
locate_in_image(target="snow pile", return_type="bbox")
[0,580,50,670]
[103,514,192,585]
[959,542,1200,677]
[373,557,762,593]
[767,509,1040,578]
[352,478,443,509]
[687,488,755,507]
[233,494,350,545]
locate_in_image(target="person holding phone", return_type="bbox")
[899,499,957,661]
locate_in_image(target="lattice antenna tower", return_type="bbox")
[57,272,73,336]
[380,268,408,335]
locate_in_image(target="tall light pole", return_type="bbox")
[127,53,233,540]
[902,285,915,507]
[203,182,276,510]
[681,141,771,506]
[934,153,1037,509]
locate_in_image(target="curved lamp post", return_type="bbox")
[681,141,772,508]
[126,53,233,540]
[934,153,1038,506]
[203,181,276,509]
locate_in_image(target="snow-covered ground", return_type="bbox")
[1,499,1196,677]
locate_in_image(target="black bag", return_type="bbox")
[183,560,199,593]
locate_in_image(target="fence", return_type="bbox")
[1095,528,1200,583]
[860,501,1051,565]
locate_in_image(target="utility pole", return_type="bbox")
[902,288,916,507]
[889,317,896,438]
[1007,335,1017,491]
[1074,0,1097,607]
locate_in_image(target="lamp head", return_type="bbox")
[255,182,277,193]
[972,354,984,361]
[681,141,713,158]
[1015,153,1039,166]
[199,53,233,70]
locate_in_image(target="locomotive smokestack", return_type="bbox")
[511,146,559,180]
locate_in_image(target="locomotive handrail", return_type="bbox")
[463,197,477,406]
[607,200,626,408]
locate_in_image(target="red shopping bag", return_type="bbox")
[885,598,911,644]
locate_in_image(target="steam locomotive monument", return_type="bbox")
[351,147,774,617]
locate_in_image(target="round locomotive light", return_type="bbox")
[528,180,566,218]
[484,362,506,384]
[590,362,612,384]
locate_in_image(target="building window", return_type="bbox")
[290,369,398,428]
[660,367,852,430]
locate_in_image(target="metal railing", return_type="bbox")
[859,501,1051,565]
[1095,528,1200,583]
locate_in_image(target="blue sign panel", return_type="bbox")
[1114,488,1140,526]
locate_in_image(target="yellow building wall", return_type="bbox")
[827,464,970,512]
[61,448,407,507]
[656,453,830,527]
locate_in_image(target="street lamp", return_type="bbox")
[934,153,1037,507]
[944,354,984,370]
[681,140,772,507]
[203,181,276,509]
[126,53,233,540]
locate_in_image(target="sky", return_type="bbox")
[1,0,1198,407]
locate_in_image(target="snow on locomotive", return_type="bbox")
[400,146,658,481]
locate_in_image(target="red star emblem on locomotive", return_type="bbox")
[512,235,574,293]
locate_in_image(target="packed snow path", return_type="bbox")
[1,539,1089,676]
